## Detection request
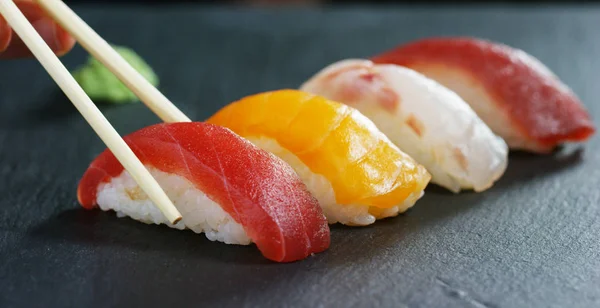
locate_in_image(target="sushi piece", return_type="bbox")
[77,122,330,263]
[300,59,509,193]
[207,89,431,226]
[371,37,596,153]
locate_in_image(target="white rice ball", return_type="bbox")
[96,167,252,245]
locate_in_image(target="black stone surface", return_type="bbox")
[1,4,599,308]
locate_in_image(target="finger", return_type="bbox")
[0,0,75,59]
[0,15,11,52]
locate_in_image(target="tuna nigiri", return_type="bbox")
[371,37,596,153]
[207,89,431,226]
[300,59,508,193]
[77,122,330,263]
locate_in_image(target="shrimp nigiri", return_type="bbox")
[300,59,508,193]
[371,37,596,153]
[207,89,431,226]
[77,122,330,263]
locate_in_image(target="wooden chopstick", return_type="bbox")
[34,0,191,123]
[0,0,183,224]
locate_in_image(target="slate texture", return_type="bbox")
[0,4,599,308]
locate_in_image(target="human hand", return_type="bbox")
[0,0,75,59]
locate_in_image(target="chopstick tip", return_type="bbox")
[171,216,183,225]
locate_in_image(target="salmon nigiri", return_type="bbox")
[300,59,508,193]
[371,37,596,153]
[207,89,431,226]
[77,122,330,263]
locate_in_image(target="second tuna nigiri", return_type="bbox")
[371,37,596,153]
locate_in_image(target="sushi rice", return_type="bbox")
[96,166,252,245]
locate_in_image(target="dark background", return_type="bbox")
[1,2,599,308]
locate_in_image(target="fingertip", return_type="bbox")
[54,25,76,57]
[0,15,11,52]
[30,18,74,56]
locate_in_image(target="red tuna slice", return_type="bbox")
[77,122,330,263]
[371,37,595,153]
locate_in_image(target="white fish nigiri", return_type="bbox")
[300,59,508,193]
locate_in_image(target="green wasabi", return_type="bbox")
[72,45,158,104]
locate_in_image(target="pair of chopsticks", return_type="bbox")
[0,0,192,224]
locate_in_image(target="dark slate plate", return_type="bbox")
[1,4,599,308]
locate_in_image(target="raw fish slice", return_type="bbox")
[78,122,330,263]
[207,89,431,226]
[300,59,508,193]
[371,37,596,153]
